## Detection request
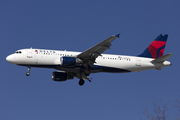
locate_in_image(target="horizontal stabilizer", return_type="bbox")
[151,53,173,63]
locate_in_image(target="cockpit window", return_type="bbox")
[15,51,22,54]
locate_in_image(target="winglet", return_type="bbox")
[116,33,120,38]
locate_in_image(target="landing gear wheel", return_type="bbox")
[79,79,85,86]
[26,67,31,76]
[26,72,30,76]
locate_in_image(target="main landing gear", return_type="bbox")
[79,79,85,86]
[26,67,31,76]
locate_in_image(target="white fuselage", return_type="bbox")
[6,48,171,73]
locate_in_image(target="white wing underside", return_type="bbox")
[77,35,119,67]
[61,34,120,81]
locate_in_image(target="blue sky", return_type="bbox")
[1,0,180,119]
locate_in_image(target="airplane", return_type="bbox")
[6,34,173,86]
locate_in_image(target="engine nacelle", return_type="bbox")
[60,57,82,66]
[52,72,74,81]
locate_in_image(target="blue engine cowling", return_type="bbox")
[60,57,76,66]
[52,72,74,81]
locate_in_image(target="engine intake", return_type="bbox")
[60,57,82,66]
[52,72,74,81]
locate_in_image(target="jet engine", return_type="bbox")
[52,72,74,81]
[60,57,82,66]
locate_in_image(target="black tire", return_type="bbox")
[79,79,85,86]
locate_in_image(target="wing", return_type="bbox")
[77,34,120,67]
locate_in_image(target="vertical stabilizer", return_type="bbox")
[139,34,168,59]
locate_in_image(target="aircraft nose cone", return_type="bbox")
[6,55,14,63]
[6,55,10,62]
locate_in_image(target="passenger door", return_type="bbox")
[136,57,141,66]
[27,49,33,58]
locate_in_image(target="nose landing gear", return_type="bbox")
[26,67,31,76]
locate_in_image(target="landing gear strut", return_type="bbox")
[79,79,85,86]
[26,67,31,76]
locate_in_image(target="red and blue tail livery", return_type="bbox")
[139,34,168,59]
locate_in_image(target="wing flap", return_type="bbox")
[77,34,120,62]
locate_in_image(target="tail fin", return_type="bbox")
[139,34,168,59]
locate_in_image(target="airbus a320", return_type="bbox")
[6,34,173,86]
